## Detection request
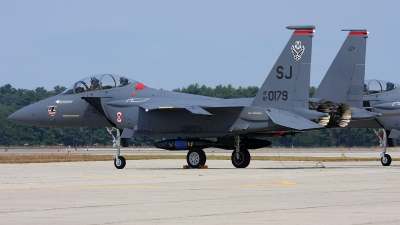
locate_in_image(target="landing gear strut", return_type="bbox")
[231,135,251,168]
[107,127,126,169]
[374,128,392,166]
[186,149,206,168]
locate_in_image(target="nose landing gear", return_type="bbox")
[107,127,126,169]
[374,129,392,166]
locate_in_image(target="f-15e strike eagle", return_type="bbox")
[7,25,395,169]
[8,25,325,169]
[311,29,400,167]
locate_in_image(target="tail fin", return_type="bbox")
[313,30,368,108]
[251,25,315,110]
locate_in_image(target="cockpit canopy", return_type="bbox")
[62,74,136,94]
[364,79,399,95]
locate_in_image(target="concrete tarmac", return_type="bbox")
[1,159,400,224]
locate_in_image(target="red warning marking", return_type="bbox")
[293,30,314,34]
[116,112,122,123]
[349,31,368,36]
[135,83,146,90]
[131,83,147,97]
[274,131,285,138]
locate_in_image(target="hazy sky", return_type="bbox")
[1,0,399,91]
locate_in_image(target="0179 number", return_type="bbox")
[262,91,288,101]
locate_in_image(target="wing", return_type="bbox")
[104,97,250,116]
[139,102,213,116]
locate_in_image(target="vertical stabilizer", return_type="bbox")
[313,30,368,108]
[251,26,315,110]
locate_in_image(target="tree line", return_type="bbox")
[0,83,385,147]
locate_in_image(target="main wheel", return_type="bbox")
[381,154,392,166]
[187,149,206,168]
[231,148,251,168]
[114,156,126,169]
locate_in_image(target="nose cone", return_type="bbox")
[7,105,38,126]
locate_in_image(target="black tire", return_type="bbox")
[231,148,251,168]
[114,156,126,169]
[186,149,206,168]
[381,154,392,166]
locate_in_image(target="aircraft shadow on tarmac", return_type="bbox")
[131,163,397,170]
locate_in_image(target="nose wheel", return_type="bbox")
[381,154,392,166]
[114,156,126,169]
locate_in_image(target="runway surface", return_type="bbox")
[1,157,400,224]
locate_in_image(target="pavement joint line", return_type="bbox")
[88,200,400,224]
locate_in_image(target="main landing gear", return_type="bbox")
[231,135,251,168]
[185,135,251,168]
[186,149,206,168]
[374,128,392,166]
[107,127,126,169]
[231,147,251,168]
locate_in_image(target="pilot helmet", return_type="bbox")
[120,77,128,85]
[90,77,99,84]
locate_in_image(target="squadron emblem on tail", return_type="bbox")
[291,41,305,61]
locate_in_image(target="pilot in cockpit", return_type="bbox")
[90,77,100,90]
[386,82,395,91]
[119,77,129,87]
[74,81,88,93]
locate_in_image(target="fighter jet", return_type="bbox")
[339,78,400,167]
[8,25,330,169]
[311,29,381,126]
[309,29,399,166]
[355,80,400,166]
